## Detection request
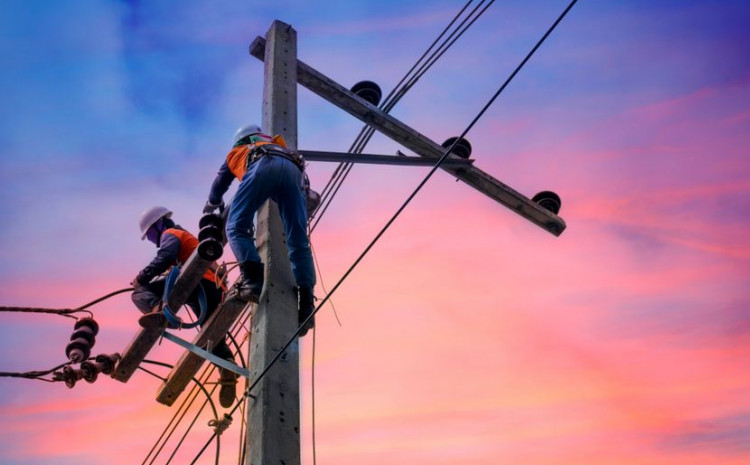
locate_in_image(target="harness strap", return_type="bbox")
[247,144,306,171]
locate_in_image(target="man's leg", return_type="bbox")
[131,279,167,314]
[187,280,237,408]
[226,157,274,301]
[275,160,316,336]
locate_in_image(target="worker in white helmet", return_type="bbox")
[204,124,316,336]
[133,206,238,408]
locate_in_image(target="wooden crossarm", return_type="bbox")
[155,294,251,406]
[250,36,566,236]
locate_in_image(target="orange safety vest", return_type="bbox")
[163,228,224,289]
[226,133,287,180]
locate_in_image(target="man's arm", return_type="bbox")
[206,162,235,211]
[135,233,181,286]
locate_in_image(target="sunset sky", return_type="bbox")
[1,1,749,464]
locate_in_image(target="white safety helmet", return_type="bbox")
[232,124,262,145]
[139,206,173,240]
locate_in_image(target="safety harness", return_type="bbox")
[246,143,306,172]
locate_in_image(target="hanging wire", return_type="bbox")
[311,326,317,465]
[0,360,72,382]
[311,0,479,222]
[0,287,133,321]
[139,359,222,465]
[311,0,476,214]
[309,0,497,233]
[190,3,579,462]
[141,305,252,465]
[310,241,341,327]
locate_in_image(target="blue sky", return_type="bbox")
[2,1,750,464]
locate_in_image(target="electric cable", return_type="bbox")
[141,305,252,465]
[312,0,474,210]
[311,326,317,465]
[0,360,72,382]
[1,287,134,321]
[191,2,579,462]
[192,2,579,458]
[164,322,250,465]
[310,240,341,327]
[309,0,496,233]
[140,359,222,465]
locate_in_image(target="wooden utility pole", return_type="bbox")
[246,20,301,465]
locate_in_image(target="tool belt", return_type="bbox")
[248,144,306,171]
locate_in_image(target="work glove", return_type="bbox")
[203,200,225,214]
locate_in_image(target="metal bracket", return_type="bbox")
[298,149,474,168]
[161,331,251,379]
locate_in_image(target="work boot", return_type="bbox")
[297,286,315,337]
[237,261,264,302]
[138,303,173,329]
[218,363,238,408]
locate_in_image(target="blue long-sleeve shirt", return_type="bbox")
[135,228,183,286]
[207,162,235,206]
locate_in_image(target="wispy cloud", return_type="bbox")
[660,413,750,455]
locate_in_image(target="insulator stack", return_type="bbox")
[96,353,121,375]
[351,80,382,106]
[61,365,84,389]
[197,213,224,260]
[65,317,98,363]
[441,137,472,159]
[532,191,562,214]
[80,360,102,383]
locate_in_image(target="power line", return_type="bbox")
[141,306,253,465]
[309,0,495,232]
[139,359,222,465]
[0,287,133,320]
[313,0,476,204]
[190,2,579,462]
[0,361,72,382]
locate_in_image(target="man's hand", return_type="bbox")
[130,277,143,289]
[203,200,225,214]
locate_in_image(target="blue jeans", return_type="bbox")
[131,277,234,360]
[226,155,316,287]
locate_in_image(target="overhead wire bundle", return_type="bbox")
[308,0,497,233]
[2,0,580,462]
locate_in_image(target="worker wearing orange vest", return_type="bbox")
[204,124,316,336]
[132,206,238,408]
